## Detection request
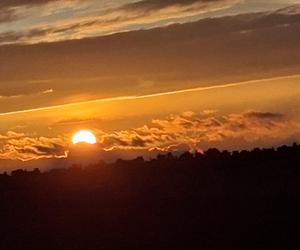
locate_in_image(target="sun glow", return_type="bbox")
[72,130,97,145]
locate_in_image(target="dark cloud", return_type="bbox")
[0,9,17,23]
[243,111,284,119]
[123,0,221,12]
[0,31,22,43]
[0,0,60,9]
[53,118,101,126]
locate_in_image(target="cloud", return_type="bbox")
[1,9,299,111]
[42,89,54,94]
[53,117,101,126]
[0,79,54,98]
[0,0,82,27]
[97,110,300,151]
[0,0,60,24]
[121,0,237,14]
[0,0,59,8]
[0,0,240,44]
[0,9,17,23]
[0,131,68,161]
[243,111,284,119]
[0,110,299,162]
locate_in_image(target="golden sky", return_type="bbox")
[0,0,300,171]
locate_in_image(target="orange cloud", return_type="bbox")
[97,110,300,151]
[0,131,68,161]
[0,110,299,161]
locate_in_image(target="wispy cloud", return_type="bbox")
[0,0,76,24]
[0,87,54,99]
[0,0,240,44]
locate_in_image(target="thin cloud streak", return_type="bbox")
[0,74,299,117]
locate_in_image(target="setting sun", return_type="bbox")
[1,0,300,249]
[72,130,97,145]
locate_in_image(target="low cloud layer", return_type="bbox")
[98,111,299,152]
[0,131,68,161]
[1,110,299,162]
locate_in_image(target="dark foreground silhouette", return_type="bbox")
[0,144,300,250]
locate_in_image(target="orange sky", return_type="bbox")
[0,0,300,171]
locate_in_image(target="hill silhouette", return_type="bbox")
[0,144,300,249]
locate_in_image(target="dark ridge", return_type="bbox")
[0,144,300,249]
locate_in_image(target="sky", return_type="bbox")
[0,0,300,171]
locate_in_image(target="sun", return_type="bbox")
[72,130,97,145]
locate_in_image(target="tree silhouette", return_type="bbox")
[0,144,299,249]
